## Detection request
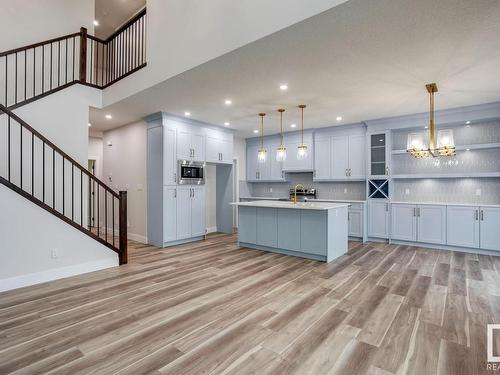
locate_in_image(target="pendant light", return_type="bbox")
[297,104,308,160]
[276,108,287,162]
[257,112,267,163]
[407,83,455,158]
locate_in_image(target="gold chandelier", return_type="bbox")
[407,83,455,158]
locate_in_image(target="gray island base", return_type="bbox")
[230,200,349,262]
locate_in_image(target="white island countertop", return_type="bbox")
[230,200,350,210]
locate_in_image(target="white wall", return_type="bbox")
[0,184,118,292]
[88,136,103,179]
[0,0,94,51]
[102,0,347,106]
[102,120,147,242]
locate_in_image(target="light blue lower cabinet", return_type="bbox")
[256,208,278,248]
[277,209,301,252]
[238,206,257,244]
[238,206,348,262]
[300,211,328,256]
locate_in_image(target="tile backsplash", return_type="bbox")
[240,173,366,201]
[393,178,500,205]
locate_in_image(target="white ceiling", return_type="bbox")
[90,0,500,137]
[94,0,146,39]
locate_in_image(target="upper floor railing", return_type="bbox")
[0,8,146,109]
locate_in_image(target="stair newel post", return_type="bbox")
[118,190,128,264]
[79,27,87,83]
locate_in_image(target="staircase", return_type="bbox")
[0,10,147,265]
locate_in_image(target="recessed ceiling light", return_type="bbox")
[290,124,296,128]
[184,111,191,116]
[253,129,259,134]
[88,123,92,127]
[105,114,112,119]
[465,120,471,124]
[336,116,342,122]
[224,99,232,105]
[93,20,99,27]
[279,84,288,91]
[224,122,230,126]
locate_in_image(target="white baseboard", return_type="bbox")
[128,232,148,244]
[0,258,118,293]
[102,227,148,244]
[206,226,218,234]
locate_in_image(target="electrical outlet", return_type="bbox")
[476,189,482,196]
[344,188,348,194]
[405,188,410,195]
[270,187,273,193]
[51,249,58,259]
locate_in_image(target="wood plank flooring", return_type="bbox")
[1,234,500,374]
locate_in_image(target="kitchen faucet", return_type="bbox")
[292,184,305,204]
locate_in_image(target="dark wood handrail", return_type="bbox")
[0,9,146,108]
[0,103,119,198]
[0,32,81,57]
[104,8,147,43]
[0,104,128,264]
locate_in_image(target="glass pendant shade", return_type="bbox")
[436,129,456,156]
[297,105,308,161]
[297,144,308,160]
[256,112,267,163]
[257,148,267,163]
[276,145,287,162]
[276,108,286,162]
[407,132,427,151]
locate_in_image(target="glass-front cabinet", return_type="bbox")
[368,131,391,178]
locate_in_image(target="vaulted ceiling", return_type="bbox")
[90,0,500,137]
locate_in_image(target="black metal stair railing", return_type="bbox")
[0,8,146,109]
[0,103,128,264]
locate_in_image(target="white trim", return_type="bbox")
[206,226,218,234]
[0,258,118,292]
[128,232,148,244]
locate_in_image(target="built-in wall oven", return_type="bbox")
[177,160,205,185]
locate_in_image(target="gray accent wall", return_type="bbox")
[393,178,500,205]
[241,172,366,200]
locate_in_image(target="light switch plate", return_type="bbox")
[405,188,410,195]
[476,189,482,196]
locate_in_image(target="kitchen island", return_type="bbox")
[230,200,349,262]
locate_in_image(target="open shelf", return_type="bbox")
[392,172,500,179]
[391,142,500,155]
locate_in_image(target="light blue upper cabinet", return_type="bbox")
[331,136,349,179]
[348,134,366,179]
[206,129,233,164]
[367,131,391,178]
[246,141,261,181]
[246,137,284,182]
[176,125,205,162]
[313,126,366,181]
[283,131,314,171]
[313,137,331,180]
[163,126,177,185]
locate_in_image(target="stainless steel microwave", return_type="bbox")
[177,160,205,185]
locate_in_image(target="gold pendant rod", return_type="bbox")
[426,83,438,151]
